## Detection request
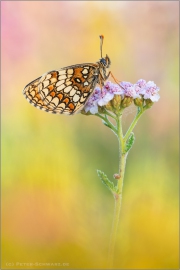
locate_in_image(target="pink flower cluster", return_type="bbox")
[84,79,160,114]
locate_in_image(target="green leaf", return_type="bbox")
[102,121,114,131]
[137,106,142,114]
[102,121,110,128]
[97,169,116,193]
[125,132,135,153]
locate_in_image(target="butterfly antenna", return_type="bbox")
[99,35,104,58]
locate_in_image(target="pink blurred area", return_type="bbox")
[1,1,179,269]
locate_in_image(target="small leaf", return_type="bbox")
[97,170,116,193]
[125,132,135,153]
[102,121,114,131]
[137,106,141,114]
[102,121,110,128]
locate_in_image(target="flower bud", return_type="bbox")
[111,95,121,110]
[144,98,154,109]
[134,97,143,107]
[105,95,122,113]
[81,109,92,115]
[105,101,113,112]
[121,97,133,108]
[98,106,106,114]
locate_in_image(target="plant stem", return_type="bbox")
[108,113,127,268]
[124,107,144,143]
[107,107,145,267]
[96,113,117,134]
[104,109,116,120]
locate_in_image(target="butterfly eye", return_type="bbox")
[100,58,107,66]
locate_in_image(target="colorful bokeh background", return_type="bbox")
[2,1,179,269]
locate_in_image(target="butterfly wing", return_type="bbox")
[23,64,99,115]
[22,76,52,112]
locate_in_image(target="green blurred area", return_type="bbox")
[2,1,179,269]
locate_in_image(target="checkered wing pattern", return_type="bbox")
[23,64,99,115]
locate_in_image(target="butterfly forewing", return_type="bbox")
[23,64,99,115]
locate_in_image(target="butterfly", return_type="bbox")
[22,35,111,115]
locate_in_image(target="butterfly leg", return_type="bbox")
[98,72,105,89]
[98,70,110,87]
[98,70,122,91]
[99,70,121,86]
[109,71,121,85]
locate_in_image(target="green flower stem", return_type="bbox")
[108,113,127,268]
[104,109,117,120]
[124,107,144,143]
[117,112,124,149]
[96,113,117,134]
[107,107,146,267]
[96,106,146,268]
[108,190,123,268]
[95,113,107,123]
[104,115,117,132]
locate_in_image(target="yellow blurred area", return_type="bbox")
[2,1,179,269]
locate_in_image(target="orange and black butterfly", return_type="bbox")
[22,35,111,115]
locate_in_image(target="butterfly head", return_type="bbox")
[99,54,111,68]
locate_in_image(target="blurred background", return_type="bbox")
[1,1,179,269]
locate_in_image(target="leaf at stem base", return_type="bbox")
[97,169,117,193]
[125,132,135,153]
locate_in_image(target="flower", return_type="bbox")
[97,89,114,106]
[120,81,133,90]
[84,81,124,114]
[136,79,147,88]
[120,81,142,99]
[84,87,100,114]
[125,85,141,99]
[83,79,160,114]
[140,81,160,102]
